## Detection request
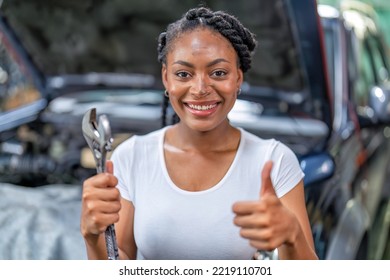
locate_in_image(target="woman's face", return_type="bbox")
[162,27,243,132]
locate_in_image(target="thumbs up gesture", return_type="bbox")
[260,161,277,197]
[232,161,298,251]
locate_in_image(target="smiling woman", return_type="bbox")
[80,5,318,260]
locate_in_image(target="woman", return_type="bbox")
[81,6,318,260]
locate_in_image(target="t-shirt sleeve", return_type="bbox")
[269,141,304,198]
[110,136,136,202]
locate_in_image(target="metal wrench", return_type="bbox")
[253,249,278,260]
[82,108,119,260]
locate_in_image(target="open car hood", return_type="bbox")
[0,0,331,152]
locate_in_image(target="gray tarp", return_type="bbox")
[0,183,87,259]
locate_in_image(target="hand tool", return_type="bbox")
[254,249,278,260]
[82,108,119,260]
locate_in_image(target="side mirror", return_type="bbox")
[300,152,335,186]
[368,85,390,124]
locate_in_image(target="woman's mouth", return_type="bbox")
[187,103,218,111]
[184,101,220,116]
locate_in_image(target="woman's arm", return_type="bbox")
[277,180,317,259]
[233,162,318,260]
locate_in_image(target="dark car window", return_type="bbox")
[0,38,40,113]
[342,9,390,109]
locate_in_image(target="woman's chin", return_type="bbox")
[179,118,228,133]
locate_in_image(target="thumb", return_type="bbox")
[260,161,277,198]
[106,160,114,174]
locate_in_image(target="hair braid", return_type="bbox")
[207,13,255,72]
[185,7,213,20]
[161,94,169,127]
[157,32,167,64]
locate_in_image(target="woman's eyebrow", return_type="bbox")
[207,58,229,67]
[173,60,194,68]
[173,58,230,68]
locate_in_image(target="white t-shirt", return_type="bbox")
[111,126,304,260]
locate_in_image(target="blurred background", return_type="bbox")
[321,0,390,44]
[1,0,390,259]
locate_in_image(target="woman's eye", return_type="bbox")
[212,70,227,77]
[176,71,190,78]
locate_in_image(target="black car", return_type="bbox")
[311,1,390,259]
[0,0,390,259]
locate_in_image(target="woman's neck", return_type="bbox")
[165,120,240,153]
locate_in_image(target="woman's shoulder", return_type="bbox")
[239,128,293,154]
[239,127,277,146]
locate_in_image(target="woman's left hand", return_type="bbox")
[232,161,299,251]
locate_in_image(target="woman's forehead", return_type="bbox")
[167,28,237,61]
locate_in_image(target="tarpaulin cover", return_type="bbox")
[0,183,87,259]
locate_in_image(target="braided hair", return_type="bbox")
[158,6,257,127]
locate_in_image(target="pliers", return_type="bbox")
[82,108,119,260]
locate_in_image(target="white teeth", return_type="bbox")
[188,103,217,111]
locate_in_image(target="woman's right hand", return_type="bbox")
[80,160,121,239]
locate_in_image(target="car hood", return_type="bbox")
[0,0,331,150]
[0,1,329,96]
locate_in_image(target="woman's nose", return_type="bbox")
[191,75,210,97]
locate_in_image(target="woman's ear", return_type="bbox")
[161,64,168,90]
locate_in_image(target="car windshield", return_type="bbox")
[1,0,305,93]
